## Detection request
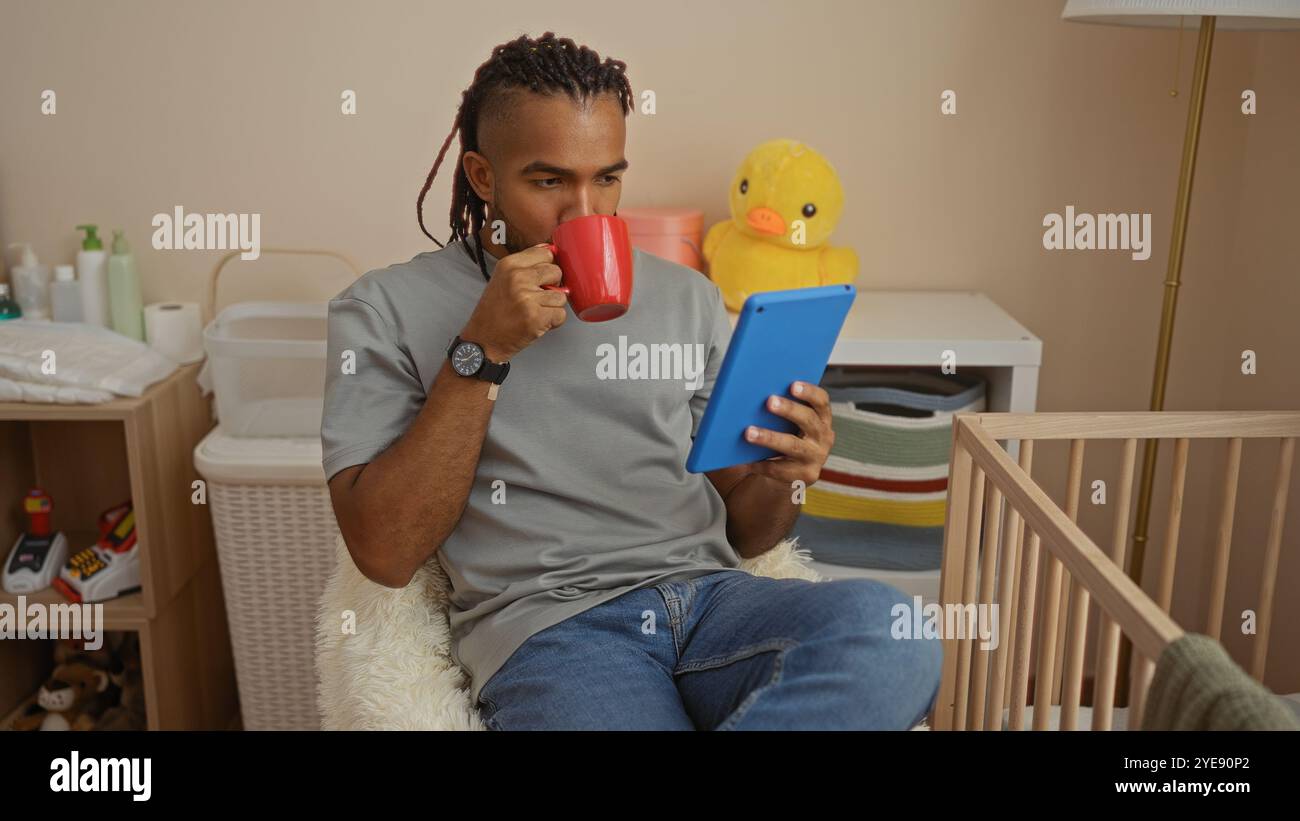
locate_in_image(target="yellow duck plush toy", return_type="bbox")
[703,138,858,313]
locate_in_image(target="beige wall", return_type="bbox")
[2,1,1297,692]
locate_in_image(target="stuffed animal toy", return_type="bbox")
[703,138,858,312]
[95,633,146,731]
[52,636,114,670]
[53,635,121,719]
[11,661,112,731]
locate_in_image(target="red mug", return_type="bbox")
[541,214,633,322]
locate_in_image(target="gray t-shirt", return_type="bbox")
[321,234,742,704]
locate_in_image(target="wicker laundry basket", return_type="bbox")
[195,428,340,730]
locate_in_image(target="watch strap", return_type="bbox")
[478,359,510,384]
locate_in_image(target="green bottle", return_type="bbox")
[107,229,144,340]
[0,283,22,320]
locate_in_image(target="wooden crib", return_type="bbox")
[932,410,1298,731]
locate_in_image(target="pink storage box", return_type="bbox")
[618,207,705,272]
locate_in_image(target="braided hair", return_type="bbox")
[417,31,634,282]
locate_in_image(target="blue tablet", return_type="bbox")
[687,284,856,473]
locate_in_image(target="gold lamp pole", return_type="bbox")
[1115,15,1217,704]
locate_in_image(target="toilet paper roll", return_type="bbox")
[144,302,204,364]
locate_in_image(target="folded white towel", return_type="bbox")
[0,374,116,403]
[0,319,180,402]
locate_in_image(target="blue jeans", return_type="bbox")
[475,569,943,730]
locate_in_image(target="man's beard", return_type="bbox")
[490,202,533,255]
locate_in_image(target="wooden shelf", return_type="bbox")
[1,529,147,629]
[0,363,197,421]
[0,362,238,729]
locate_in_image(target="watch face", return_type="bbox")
[451,341,484,376]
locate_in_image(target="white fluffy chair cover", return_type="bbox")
[315,533,824,730]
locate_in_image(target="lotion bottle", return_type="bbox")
[107,229,144,340]
[76,224,109,326]
[50,265,83,322]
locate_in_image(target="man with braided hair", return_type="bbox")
[323,31,941,730]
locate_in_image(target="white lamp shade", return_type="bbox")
[1062,0,1300,29]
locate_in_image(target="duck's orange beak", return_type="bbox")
[745,206,787,236]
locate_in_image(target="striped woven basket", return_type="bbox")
[793,368,986,570]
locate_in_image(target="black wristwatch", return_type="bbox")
[446,335,511,385]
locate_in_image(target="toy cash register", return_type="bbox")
[2,488,70,594]
[52,500,141,604]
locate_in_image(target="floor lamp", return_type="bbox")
[1059,1,1300,708]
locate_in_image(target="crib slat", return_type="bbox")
[1001,514,1026,710]
[1050,443,1084,705]
[1154,439,1190,614]
[1051,576,1072,705]
[953,464,986,731]
[1009,528,1042,730]
[1128,652,1155,728]
[1126,438,1189,730]
[1029,440,1082,729]
[934,434,975,731]
[982,439,1034,727]
[1032,550,1065,730]
[1061,576,1090,730]
[967,480,1003,722]
[1251,436,1295,680]
[1092,438,1138,731]
[1206,438,1242,641]
[984,510,1018,732]
[987,442,1033,731]
[968,481,1004,729]
[1059,440,1088,729]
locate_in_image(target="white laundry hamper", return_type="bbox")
[195,428,340,730]
[192,247,359,730]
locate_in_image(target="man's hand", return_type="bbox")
[705,379,834,559]
[460,243,568,362]
[742,380,835,484]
